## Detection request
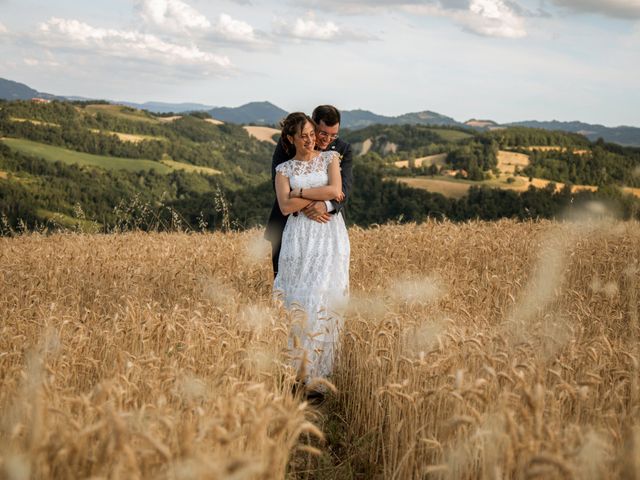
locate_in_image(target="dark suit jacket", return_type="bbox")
[264,137,353,245]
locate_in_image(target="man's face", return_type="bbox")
[315,120,339,151]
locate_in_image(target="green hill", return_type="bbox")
[1,99,639,234]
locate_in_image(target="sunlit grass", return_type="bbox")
[1,218,639,478]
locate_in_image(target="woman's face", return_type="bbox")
[288,121,316,156]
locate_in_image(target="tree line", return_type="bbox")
[1,100,639,234]
[2,144,639,235]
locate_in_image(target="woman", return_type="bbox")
[273,112,350,396]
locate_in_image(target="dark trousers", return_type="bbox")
[271,239,281,279]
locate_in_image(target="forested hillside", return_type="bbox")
[1,100,639,234]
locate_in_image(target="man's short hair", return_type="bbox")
[312,105,341,127]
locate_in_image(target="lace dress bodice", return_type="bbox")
[275,151,339,190]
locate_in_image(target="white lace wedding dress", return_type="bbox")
[273,151,350,381]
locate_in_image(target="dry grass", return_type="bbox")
[339,218,640,479]
[396,177,472,198]
[0,232,311,479]
[243,127,280,145]
[157,116,182,123]
[159,159,222,176]
[496,150,530,175]
[521,146,590,155]
[394,153,448,169]
[88,129,165,144]
[9,117,60,128]
[1,218,640,478]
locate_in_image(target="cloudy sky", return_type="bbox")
[1,0,638,126]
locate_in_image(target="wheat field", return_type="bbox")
[1,217,639,479]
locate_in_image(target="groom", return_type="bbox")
[265,105,353,278]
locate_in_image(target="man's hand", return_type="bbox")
[302,201,331,223]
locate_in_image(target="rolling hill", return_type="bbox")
[0,78,58,101]
[505,120,640,147]
[1,76,639,145]
[208,101,287,126]
[1,97,640,234]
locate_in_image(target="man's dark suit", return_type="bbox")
[264,137,353,277]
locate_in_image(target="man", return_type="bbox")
[264,105,353,278]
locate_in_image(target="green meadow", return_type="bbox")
[431,128,474,142]
[82,104,160,123]
[2,137,173,174]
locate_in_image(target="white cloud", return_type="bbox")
[294,0,526,38]
[38,17,231,71]
[552,0,640,19]
[137,1,262,47]
[465,0,527,37]
[274,13,373,41]
[294,0,420,14]
[0,21,8,35]
[404,0,526,38]
[24,56,61,68]
[136,0,211,32]
[290,17,340,40]
[215,13,256,42]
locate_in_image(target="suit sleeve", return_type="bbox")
[271,139,290,191]
[330,142,353,214]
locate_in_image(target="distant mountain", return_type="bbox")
[1,77,639,146]
[505,120,640,147]
[394,110,459,126]
[342,109,460,129]
[204,104,461,129]
[464,119,501,129]
[341,109,391,129]
[118,101,214,114]
[0,78,58,101]
[208,101,288,126]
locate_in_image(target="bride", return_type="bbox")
[272,112,350,397]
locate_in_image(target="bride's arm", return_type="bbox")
[297,157,343,201]
[275,172,313,215]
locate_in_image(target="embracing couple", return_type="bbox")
[265,105,353,400]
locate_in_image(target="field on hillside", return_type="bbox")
[1,138,226,176]
[396,176,474,198]
[88,129,166,144]
[1,219,639,479]
[160,158,222,176]
[396,149,640,199]
[1,138,172,173]
[83,104,161,123]
[243,126,279,145]
[394,153,448,169]
[433,129,474,142]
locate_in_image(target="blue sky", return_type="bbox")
[0,0,638,126]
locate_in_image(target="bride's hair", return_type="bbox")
[280,112,316,155]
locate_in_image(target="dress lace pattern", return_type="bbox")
[273,151,350,381]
